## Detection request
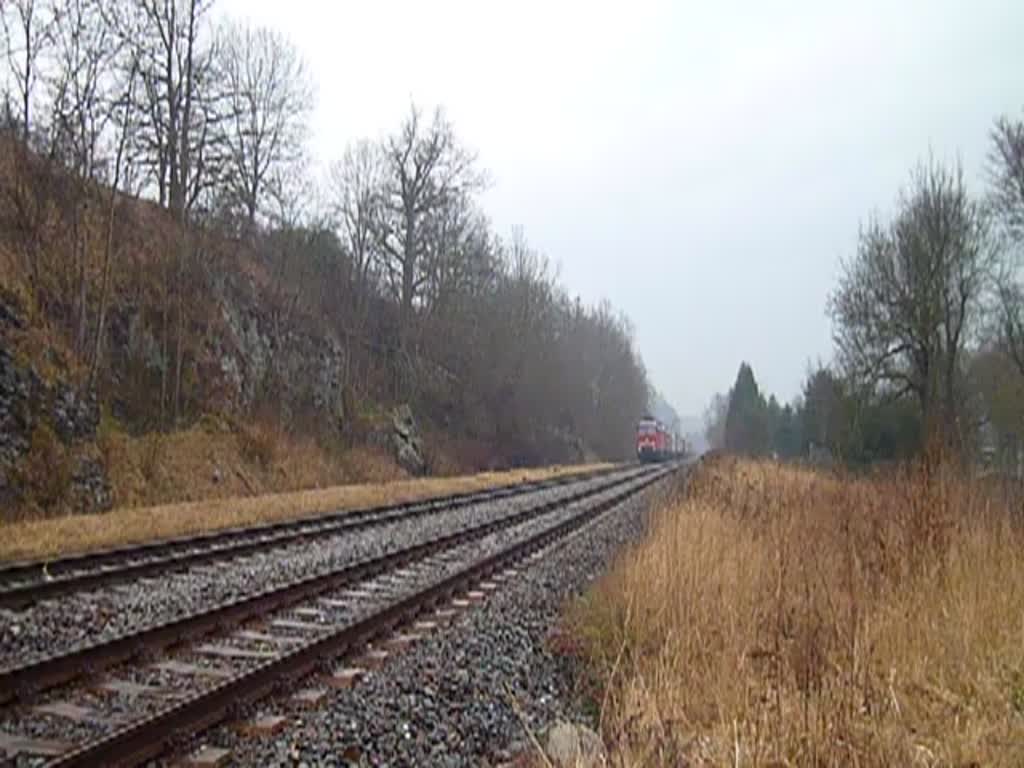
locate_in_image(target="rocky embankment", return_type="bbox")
[0,335,110,516]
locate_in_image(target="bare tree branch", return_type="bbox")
[215,20,313,227]
[829,156,999,448]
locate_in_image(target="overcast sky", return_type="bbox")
[222,0,1024,418]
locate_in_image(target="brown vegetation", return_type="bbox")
[0,461,610,562]
[569,457,1024,766]
[0,105,646,522]
[94,413,403,510]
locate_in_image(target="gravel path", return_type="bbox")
[191,471,674,767]
[0,469,643,671]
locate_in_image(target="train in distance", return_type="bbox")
[635,415,684,463]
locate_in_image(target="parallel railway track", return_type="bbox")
[0,463,676,767]
[0,464,624,610]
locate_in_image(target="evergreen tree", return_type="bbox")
[801,368,848,456]
[724,363,770,455]
[773,403,803,458]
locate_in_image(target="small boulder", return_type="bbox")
[391,404,426,475]
[544,721,606,767]
[392,403,416,439]
[396,441,425,476]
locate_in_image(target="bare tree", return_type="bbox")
[260,159,320,340]
[88,53,139,387]
[125,0,219,219]
[43,0,127,352]
[989,112,1024,378]
[1,0,53,140]
[328,140,382,332]
[217,20,312,226]
[703,391,730,450]
[374,104,485,349]
[46,0,120,178]
[490,230,559,438]
[991,113,1024,243]
[118,0,222,424]
[420,189,489,317]
[829,158,998,447]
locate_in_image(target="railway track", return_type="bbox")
[0,464,625,610]
[0,463,676,766]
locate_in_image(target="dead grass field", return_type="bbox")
[0,462,612,563]
[568,456,1024,766]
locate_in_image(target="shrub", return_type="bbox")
[10,423,73,517]
[237,420,279,471]
[138,432,165,484]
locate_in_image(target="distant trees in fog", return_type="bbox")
[706,362,922,465]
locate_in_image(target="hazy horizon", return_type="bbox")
[222,0,1024,418]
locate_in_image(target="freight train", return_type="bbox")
[635,416,681,462]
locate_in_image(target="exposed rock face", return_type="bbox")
[214,293,349,428]
[391,404,426,475]
[0,346,35,475]
[544,720,607,767]
[52,384,100,441]
[0,343,111,515]
[105,276,353,435]
[530,427,586,466]
[71,456,112,513]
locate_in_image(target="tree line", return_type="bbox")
[706,107,1024,469]
[704,362,921,465]
[0,0,650,463]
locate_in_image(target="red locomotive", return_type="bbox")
[636,416,673,462]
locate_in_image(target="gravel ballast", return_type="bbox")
[0,469,644,671]
[198,471,676,767]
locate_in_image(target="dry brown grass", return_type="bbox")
[0,460,611,563]
[568,457,1024,767]
[92,414,412,512]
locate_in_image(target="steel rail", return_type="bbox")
[44,465,674,768]
[0,464,631,609]
[0,465,662,707]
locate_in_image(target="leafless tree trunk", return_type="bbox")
[159,268,168,425]
[991,114,1024,242]
[45,0,122,356]
[125,0,216,218]
[88,58,138,389]
[328,140,382,335]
